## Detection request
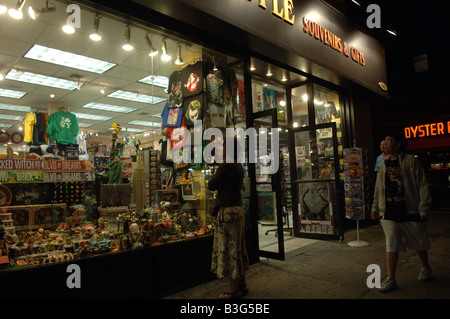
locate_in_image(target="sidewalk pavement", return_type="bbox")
[164,211,450,300]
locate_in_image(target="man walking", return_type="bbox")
[371,133,433,292]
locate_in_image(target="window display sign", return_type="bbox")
[0,159,95,183]
[0,171,44,183]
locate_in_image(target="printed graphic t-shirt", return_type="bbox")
[181,61,204,97]
[46,111,79,145]
[384,158,419,221]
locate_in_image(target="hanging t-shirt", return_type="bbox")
[32,112,46,144]
[161,101,183,127]
[252,82,263,112]
[170,125,188,150]
[238,80,246,116]
[23,112,36,143]
[183,94,205,127]
[263,87,276,110]
[206,69,224,104]
[46,110,79,145]
[208,102,226,128]
[167,70,183,108]
[181,61,204,97]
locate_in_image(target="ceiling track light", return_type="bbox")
[203,52,218,71]
[62,11,76,34]
[145,33,158,57]
[0,3,7,14]
[28,0,55,20]
[122,24,134,51]
[175,44,184,65]
[8,0,26,19]
[89,14,102,41]
[161,38,171,61]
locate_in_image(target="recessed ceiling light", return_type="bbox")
[25,44,115,74]
[107,90,166,104]
[128,120,160,127]
[78,122,94,128]
[108,127,144,133]
[6,69,81,90]
[0,114,25,121]
[82,102,137,113]
[0,88,27,99]
[387,29,397,36]
[72,112,112,121]
[138,75,169,88]
[0,103,31,112]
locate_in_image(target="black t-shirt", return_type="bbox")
[384,158,419,222]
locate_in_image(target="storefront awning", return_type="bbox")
[407,136,450,151]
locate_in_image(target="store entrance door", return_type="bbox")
[292,122,343,239]
[253,109,285,260]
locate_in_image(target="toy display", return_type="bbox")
[0,198,214,269]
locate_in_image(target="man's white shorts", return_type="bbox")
[381,219,431,252]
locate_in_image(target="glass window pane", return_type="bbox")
[291,85,309,128]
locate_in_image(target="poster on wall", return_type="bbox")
[298,180,334,235]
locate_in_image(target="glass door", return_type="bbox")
[292,123,342,238]
[253,108,285,260]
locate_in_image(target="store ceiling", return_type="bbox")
[0,0,203,140]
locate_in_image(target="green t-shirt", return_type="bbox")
[46,111,79,145]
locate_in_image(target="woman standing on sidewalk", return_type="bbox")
[371,133,433,293]
[209,139,249,299]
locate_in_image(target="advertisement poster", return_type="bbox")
[298,181,334,235]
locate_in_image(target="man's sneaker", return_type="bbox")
[380,277,397,293]
[418,266,432,281]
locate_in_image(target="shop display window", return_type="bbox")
[0,0,247,270]
[313,84,343,158]
[291,86,309,128]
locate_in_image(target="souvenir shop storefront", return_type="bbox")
[0,0,388,298]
